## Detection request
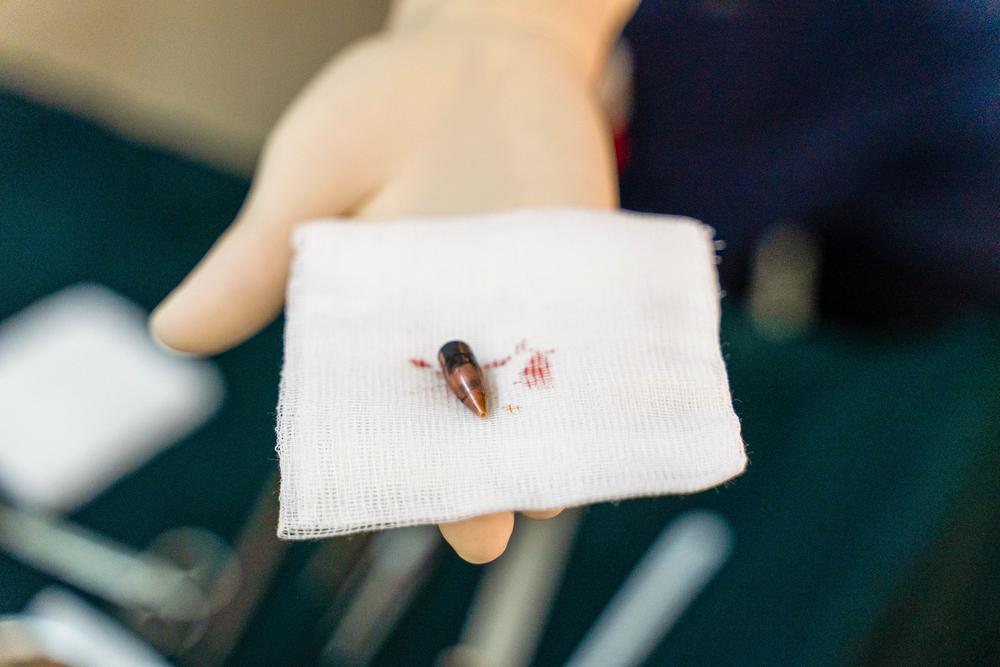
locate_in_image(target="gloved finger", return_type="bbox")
[438,512,515,564]
[150,59,381,355]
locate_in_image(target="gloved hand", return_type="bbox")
[150,0,637,562]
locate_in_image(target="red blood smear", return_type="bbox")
[409,358,432,368]
[483,355,511,370]
[520,351,553,389]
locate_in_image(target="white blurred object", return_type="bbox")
[566,510,734,667]
[17,587,171,666]
[0,284,223,511]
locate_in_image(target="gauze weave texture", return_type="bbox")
[277,208,746,538]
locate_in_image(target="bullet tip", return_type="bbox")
[472,390,488,418]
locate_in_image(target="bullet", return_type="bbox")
[438,340,488,418]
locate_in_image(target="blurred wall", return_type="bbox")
[0,0,390,173]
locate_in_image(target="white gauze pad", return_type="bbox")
[276,208,746,538]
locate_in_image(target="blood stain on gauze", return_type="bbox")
[518,348,555,390]
[482,355,512,370]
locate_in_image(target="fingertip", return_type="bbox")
[148,292,222,356]
[439,512,514,564]
[148,307,199,358]
[522,508,564,520]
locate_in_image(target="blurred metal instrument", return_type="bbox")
[0,501,235,623]
[172,473,289,665]
[319,525,441,666]
[565,510,734,667]
[748,221,820,340]
[441,510,582,667]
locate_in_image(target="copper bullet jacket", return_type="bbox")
[438,340,488,418]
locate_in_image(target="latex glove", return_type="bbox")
[151,0,637,563]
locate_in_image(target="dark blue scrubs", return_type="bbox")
[621,1,999,325]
